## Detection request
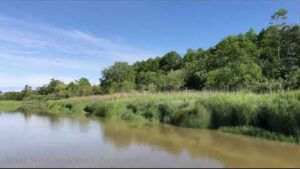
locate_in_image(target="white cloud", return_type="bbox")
[0,73,76,92]
[0,16,160,91]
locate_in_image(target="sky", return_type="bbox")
[0,0,299,92]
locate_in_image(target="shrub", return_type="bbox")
[84,103,110,117]
[64,103,73,110]
[121,112,145,122]
[157,101,210,128]
[126,102,159,121]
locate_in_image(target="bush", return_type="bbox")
[84,103,110,117]
[157,101,211,128]
[126,102,160,121]
[64,103,73,110]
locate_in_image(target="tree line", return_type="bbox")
[0,8,299,100]
[0,78,101,101]
[100,8,299,93]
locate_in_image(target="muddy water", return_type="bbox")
[0,112,300,168]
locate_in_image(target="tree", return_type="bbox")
[66,82,77,94]
[36,79,66,96]
[91,85,102,95]
[77,78,91,87]
[100,62,136,93]
[182,48,205,63]
[258,9,299,81]
[182,49,208,89]
[21,85,32,99]
[77,78,92,96]
[245,28,257,43]
[1,92,23,101]
[258,27,282,79]
[165,70,185,91]
[271,8,288,28]
[159,51,181,72]
[133,57,161,73]
[205,63,263,91]
[281,25,300,78]
[270,8,288,61]
[206,35,259,71]
[135,71,166,92]
[48,79,66,93]
[285,69,300,89]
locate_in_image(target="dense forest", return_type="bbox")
[0,8,299,101]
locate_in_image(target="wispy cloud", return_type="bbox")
[0,73,76,92]
[0,16,159,91]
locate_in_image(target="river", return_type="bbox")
[0,112,300,168]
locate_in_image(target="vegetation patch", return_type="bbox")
[17,101,49,115]
[1,91,300,144]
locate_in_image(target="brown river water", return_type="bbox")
[0,112,300,168]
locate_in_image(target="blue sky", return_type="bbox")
[0,0,299,92]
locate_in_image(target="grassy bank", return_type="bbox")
[0,101,23,112]
[0,91,300,143]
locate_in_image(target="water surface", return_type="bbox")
[1,112,300,168]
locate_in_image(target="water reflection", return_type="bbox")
[1,112,300,167]
[97,118,300,168]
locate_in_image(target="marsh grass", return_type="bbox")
[81,90,300,142]
[1,90,300,143]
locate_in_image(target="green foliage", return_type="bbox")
[21,85,33,99]
[159,51,181,72]
[286,69,300,89]
[94,8,298,94]
[135,71,166,92]
[100,62,135,93]
[84,103,110,117]
[205,63,263,90]
[126,102,160,121]
[158,101,211,128]
[133,57,161,72]
[0,91,23,101]
[271,8,288,27]
[165,70,185,91]
[0,77,101,101]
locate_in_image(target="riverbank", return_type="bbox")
[0,91,299,143]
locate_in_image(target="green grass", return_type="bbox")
[0,101,23,112]
[1,90,300,143]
